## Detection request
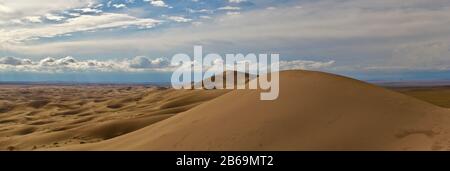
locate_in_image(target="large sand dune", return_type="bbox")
[60,70,450,151]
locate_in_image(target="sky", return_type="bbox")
[0,0,450,83]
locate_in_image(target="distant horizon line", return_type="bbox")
[1,79,450,87]
[0,81,172,86]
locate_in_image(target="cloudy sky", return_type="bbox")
[0,0,449,82]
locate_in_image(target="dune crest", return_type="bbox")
[61,70,450,151]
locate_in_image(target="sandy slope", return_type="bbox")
[61,70,450,151]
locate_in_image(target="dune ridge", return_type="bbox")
[60,70,450,151]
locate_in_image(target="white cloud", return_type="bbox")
[0,56,333,73]
[45,13,65,21]
[144,0,169,8]
[39,56,77,66]
[229,0,246,3]
[0,13,161,44]
[218,6,241,10]
[187,8,213,14]
[23,16,42,23]
[0,0,96,20]
[0,56,172,73]
[112,4,126,9]
[167,16,192,23]
[73,7,102,14]
[129,56,170,69]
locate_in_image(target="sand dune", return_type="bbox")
[59,70,450,151]
[0,86,228,150]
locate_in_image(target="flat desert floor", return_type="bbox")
[0,70,450,151]
[389,87,450,108]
